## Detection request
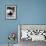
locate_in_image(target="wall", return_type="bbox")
[0,0,46,44]
[19,0,46,24]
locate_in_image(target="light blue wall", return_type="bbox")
[19,0,46,24]
[0,0,46,44]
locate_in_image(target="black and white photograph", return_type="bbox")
[18,25,46,46]
[5,5,16,20]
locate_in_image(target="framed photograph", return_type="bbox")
[5,5,16,20]
[18,24,46,42]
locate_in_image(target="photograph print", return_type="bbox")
[6,5,16,20]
